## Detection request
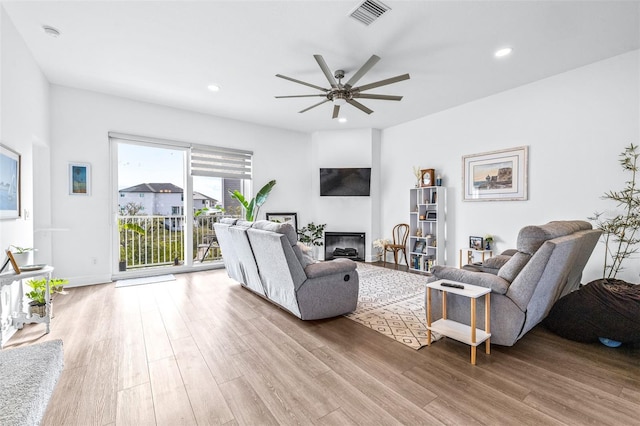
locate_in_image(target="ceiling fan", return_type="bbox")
[275,54,410,119]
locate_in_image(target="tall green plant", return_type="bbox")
[590,143,640,279]
[228,179,276,221]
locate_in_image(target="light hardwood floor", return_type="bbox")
[6,266,640,425]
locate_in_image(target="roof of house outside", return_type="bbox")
[120,182,182,193]
[120,183,217,203]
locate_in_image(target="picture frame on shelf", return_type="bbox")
[462,146,528,201]
[266,212,298,231]
[420,168,435,187]
[469,236,484,250]
[0,144,21,219]
[69,162,91,195]
[4,250,21,274]
[413,240,425,253]
[426,211,437,220]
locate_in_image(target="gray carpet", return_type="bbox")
[345,263,441,350]
[0,339,64,426]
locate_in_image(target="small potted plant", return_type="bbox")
[10,245,36,267]
[484,235,494,250]
[25,277,68,318]
[297,222,327,259]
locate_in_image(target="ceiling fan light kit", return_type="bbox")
[276,54,409,119]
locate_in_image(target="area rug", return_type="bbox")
[345,263,440,350]
[115,274,176,288]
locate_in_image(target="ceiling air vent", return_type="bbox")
[349,0,391,26]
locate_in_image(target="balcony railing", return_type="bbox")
[118,214,235,270]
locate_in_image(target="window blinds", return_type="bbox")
[109,132,253,180]
[190,146,252,180]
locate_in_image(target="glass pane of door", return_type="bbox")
[117,142,186,272]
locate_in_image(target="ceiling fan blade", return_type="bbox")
[313,55,338,89]
[275,94,327,98]
[353,94,403,101]
[332,105,340,119]
[299,99,330,113]
[276,74,328,92]
[344,55,381,89]
[347,99,373,115]
[355,73,410,92]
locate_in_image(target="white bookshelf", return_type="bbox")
[408,186,446,273]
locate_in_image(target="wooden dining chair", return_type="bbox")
[383,223,410,268]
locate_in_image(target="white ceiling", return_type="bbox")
[3,1,640,133]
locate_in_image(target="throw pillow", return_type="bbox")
[293,242,315,268]
[497,252,531,283]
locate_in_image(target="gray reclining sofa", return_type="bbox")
[214,219,359,320]
[430,220,601,346]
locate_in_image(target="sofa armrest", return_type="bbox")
[305,258,357,279]
[431,265,510,294]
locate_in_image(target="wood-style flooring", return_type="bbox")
[6,265,640,425]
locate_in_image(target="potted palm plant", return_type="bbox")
[228,180,276,221]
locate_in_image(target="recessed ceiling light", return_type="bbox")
[338,117,347,123]
[207,84,220,92]
[494,47,513,58]
[42,25,61,38]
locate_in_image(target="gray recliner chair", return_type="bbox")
[214,219,359,320]
[430,220,601,346]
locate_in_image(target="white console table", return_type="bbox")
[0,266,54,348]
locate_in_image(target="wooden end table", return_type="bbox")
[426,279,491,365]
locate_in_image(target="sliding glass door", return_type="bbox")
[111,134,251,276]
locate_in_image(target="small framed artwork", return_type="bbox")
[420,168,435,187]
[462,146,528,201]
[0,144,21,219]
[69,163,91,195]
[266,212,298,231]
[5,250,21,274]
[426,211,437,220]
[469,236,484,250]
[413,240,426,253]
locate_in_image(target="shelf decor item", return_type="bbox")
[469,236,484,250]
[420,168,435,187]
[0,144,21,219]
[462,146,528,201]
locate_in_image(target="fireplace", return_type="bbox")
[324,232,366,261]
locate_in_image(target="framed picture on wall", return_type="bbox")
[69,162,91,195]
[462,146,528,201]
[266,212,298,231]
[0,144,21,219]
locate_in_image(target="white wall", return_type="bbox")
[49,85,310,285]
[310,128,381,261]
[381,50,640,283]
[0,5,50,343]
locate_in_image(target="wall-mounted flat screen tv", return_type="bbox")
[320,168,371,196]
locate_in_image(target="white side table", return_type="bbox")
[426,279,491,365]
[459,248,493,268]
[0,266,54,348]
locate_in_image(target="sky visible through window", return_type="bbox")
[118,143,222,203]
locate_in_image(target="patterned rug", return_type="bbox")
[345,263,441,350]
